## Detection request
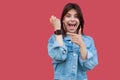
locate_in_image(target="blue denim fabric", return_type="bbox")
[48,34,98,80]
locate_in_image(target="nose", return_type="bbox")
[70,16,75,21]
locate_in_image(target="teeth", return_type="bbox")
[68,24,76,26]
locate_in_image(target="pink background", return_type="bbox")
[0,0,120,80]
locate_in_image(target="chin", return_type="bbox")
[68,31,76,33]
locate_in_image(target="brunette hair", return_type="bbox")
[61,3,84,36]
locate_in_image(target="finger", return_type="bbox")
[67,32,74,35]
[79,28,81,34]
[71,38,77,43]
[50,15,53,22]
[52,15,58,20]
[67,32,77,36]
[50,15,56,24]
[50,17,52,23]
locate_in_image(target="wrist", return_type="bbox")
[54,27,61,31]
[54,29,62,35]
[79,42,85,47]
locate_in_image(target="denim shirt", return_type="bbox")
[48,34,98,80]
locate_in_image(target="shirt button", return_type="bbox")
[72,65,76,69]
[69,41,71,43]
[73,53,76,57]
[63,50,66,54]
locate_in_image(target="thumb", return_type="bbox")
[79,28,81,34]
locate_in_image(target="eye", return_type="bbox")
[65,14,71,18]
[74,14,78,18]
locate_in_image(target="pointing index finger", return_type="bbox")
[67,32,78,36]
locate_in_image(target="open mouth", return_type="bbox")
[67,23,77,30]
[68,23,77,27]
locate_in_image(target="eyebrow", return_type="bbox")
[66,13,71,15]
[66,12,78,15]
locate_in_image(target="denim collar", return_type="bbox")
[64,34,84,41]
[64,35,71,41]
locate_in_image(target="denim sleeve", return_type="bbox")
[48,35,68,63]
[79,36,98,71]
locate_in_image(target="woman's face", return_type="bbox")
[63,9,80,33]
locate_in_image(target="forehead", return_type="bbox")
[67,9,77,14]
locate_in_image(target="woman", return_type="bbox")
[48,3,98,80]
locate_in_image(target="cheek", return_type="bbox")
[62,19,66,24]
[77,21,80,26]
[63,20,68,26]
[63,18,69,22]
[76,19,80,23]
[63,26,67,32]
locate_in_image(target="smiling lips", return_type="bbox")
[68,23,77,30]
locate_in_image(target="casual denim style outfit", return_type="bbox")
[48,34,98,80]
